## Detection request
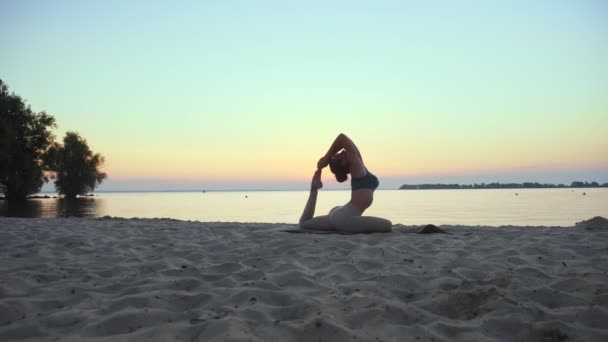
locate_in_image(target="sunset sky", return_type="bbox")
[2,0,607,190]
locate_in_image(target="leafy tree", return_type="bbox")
[0,79,56,199]
[47,132,107,198]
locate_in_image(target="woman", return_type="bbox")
[299,133,392,233]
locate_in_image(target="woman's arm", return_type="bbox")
[318,133,363,169]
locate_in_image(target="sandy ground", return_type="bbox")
[1,216,607,342]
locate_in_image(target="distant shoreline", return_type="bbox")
[399,181,608,190]
[1,185,607,200]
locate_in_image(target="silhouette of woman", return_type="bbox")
[299,133,392,233]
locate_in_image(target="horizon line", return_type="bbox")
[34,180,608,194]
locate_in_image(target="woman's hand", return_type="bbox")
[317,155,330,170]
[311,169,323,190]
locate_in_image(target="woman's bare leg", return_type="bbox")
[299,170,334,230]
[335,216,392,233]
[300,215,333,230]
[299,188,334,230]
[299,188,319,224]
[329,203,392,233]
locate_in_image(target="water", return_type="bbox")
[1,189,606,226]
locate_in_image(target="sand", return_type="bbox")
[1,216,607,342]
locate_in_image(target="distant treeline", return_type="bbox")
[399,181,608,190]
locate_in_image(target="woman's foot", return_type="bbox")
[311,169,323,190]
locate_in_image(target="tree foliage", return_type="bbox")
[49,132,107,198]
[0,79,56,199]
[47,132,107,198]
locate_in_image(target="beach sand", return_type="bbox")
[1,217,607,342]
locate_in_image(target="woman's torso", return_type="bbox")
[349,169,379,211]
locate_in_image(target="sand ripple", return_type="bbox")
[1,217,607,341]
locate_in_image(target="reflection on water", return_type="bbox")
[1,189,607,226]
[0,198,101,218]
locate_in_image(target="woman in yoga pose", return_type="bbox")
[299,133,392,233]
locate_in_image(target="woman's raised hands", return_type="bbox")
[317,155,330,170]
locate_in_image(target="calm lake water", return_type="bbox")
[1,189,606,227]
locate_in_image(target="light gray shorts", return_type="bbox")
[329,203,362,227]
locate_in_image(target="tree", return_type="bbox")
[0,79,56,199]
[571,181,584,188]
[49,132,107,198]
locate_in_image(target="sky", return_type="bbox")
[1,0,607,190]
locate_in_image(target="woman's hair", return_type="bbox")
[329,159,348,183]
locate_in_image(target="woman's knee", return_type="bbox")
[299,216,334,231]
[299,219,317,229]
[376,218,393,232]
[376,218,393,231]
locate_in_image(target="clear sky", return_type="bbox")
[2,0,607,190]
